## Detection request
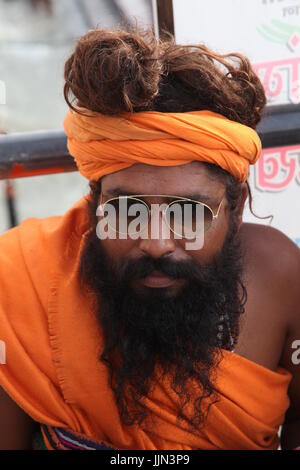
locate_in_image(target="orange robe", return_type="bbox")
[0,195,292,450]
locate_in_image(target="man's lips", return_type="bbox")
[140,270,178,288]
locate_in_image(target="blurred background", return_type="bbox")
[0,0,153,232]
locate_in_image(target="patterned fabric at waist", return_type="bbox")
[32,423,300,451]
[32,424,118,450]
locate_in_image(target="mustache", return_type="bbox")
[114,255,217,286]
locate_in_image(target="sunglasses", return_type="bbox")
[98,194,224,239]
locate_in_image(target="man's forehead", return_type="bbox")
[101,162,226,199]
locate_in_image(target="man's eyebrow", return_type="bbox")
[104,188,215,202]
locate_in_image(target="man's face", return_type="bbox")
[99,161,230,296]
[80,161,246,430]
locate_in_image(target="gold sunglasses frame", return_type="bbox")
[98,193,224,239]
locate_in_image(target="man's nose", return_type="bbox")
[138,206,176,259]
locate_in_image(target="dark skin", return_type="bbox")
[0,387,38,450]
[1,162,299,449]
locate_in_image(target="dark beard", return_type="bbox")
[79,214,247,433]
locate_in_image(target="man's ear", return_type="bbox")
[236,182,249,231]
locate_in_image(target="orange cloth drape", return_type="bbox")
[63,108,262,182]
[0,195,292,450]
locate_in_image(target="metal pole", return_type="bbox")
[0,130,76,180]
[156,0,174,37]
[4,180,18,228]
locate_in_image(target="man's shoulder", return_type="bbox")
[0,195,90,302]
[240,222,300,317]
[0,194,90,258]
[0,214,61,282]
[240,222,299,264]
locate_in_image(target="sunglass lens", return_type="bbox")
[103,197,149,235]
[166,201,213,238]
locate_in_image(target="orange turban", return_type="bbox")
[63,107,262,182]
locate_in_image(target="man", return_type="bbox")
[0,27,299,450]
